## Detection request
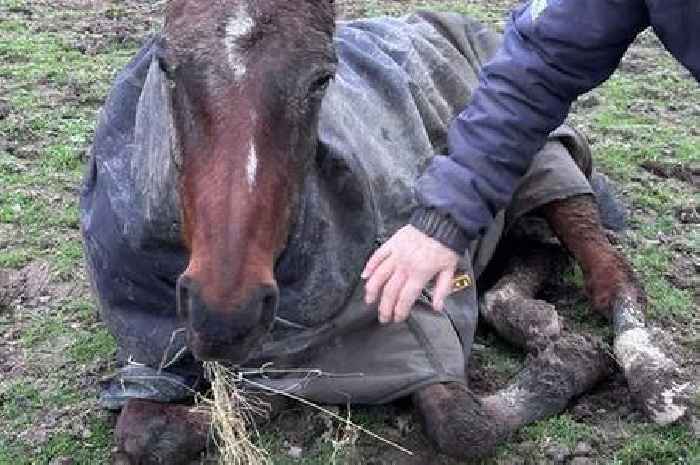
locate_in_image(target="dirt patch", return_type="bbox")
[641,159,700,185]
[668,254,699,293]
[0,261,51,309]
[0,337,26,379]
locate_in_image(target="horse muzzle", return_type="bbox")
[176,275,278,363]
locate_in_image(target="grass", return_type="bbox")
[0,416,113,465]
[521,414,596,449]
[358,0,511,29]
[0,2,129,462]
[473,331,526,380]
[631,244,695,322]
[68,328,117,364]
[611,424,699,465]
[0,0,697,464]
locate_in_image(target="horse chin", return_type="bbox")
[186,329,265,365]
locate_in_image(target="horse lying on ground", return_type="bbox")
[80,1,694,463]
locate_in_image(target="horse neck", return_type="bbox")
[273,146,378,327]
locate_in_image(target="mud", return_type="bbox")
[0,261,50,309]
[641,159,700,185]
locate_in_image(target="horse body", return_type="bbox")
[83,9,500,382]
[82,2,687,463]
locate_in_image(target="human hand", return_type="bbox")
[362,225,459,324]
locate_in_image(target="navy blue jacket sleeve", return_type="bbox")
[411,0,650,252]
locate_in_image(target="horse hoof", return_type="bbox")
[114,399,210,465]
[414,382,505,458]
[615,328,694,425]
[611,290,693,425]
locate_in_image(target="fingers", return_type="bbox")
[362,224,461,324]
[378,270,407,324]
[431,268,454,313]
[393,278,425,323]
[361,244,391,279]
[364,257,394,305]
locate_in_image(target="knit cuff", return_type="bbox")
[409,207,470,254]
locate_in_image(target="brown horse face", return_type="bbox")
[164,0,336,362]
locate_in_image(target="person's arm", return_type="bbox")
[411,0,650,252]
[364,0,650,324]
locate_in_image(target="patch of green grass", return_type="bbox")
[19,303,113,363]
[0,153,25,176]
[562,264,585,288]
[44,381,82,409]
[611,424,698,465]
[5,416,112,465]
[0,440,27,465]
[521,414,596,449]
[69,327,116,364]
[20,314,67,348]
[51,238,83,278]
[0,189,79,230]
[361,0,509,28]
[62,297,98,322]
[0,378,42,420]
[41,144,82,171]
[0,380,42,429]
[588,65,699,185]
[0,190,45,224]
[630,245,694,322]
[0,246,33,268]
[474,332,525,379]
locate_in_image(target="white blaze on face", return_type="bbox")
[246,142,258,191]
[224,5,254,80]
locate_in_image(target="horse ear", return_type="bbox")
[130,53,182,244]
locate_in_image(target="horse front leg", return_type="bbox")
[543,194,694,425]
[413,334,614,459]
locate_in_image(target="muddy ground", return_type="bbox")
[0,1,698,464]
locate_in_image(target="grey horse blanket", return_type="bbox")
[82,12,606,408]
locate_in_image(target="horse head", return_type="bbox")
[163,0,336,362]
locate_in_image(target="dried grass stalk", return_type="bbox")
[202,362,271,465]
[202,362,414,464]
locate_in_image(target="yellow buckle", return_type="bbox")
[452,273,473,292]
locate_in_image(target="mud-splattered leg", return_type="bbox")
[479,243,569,353]
[414,334,614,458]
[543,194,693,425]
[542,194,643,318]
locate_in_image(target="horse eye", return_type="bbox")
[310,74,333,95]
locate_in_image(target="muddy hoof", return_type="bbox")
[480,282,561,352]
[611,290,694,425]
[114,399,210,465]
[414,382,505,458]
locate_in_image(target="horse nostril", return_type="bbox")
[176,275,197,320]
[260,285,279,317]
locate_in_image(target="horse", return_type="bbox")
[80,1,693,464]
